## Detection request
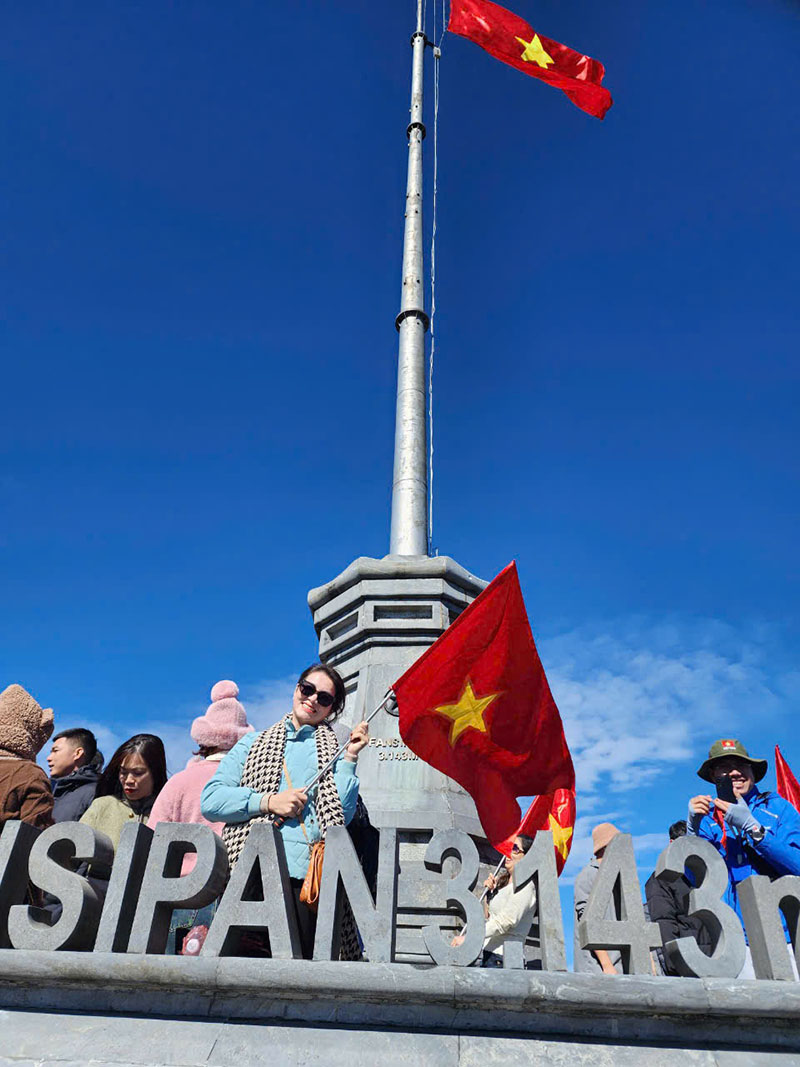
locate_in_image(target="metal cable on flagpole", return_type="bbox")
[427,8,443,556]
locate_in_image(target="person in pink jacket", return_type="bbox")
[148,679,254,952]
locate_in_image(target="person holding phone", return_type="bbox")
[688,738,800,977]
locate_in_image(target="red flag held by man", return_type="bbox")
[775,746,800,812]
[448,0,613,120]
[394,562,574,846]
[496,788,576,874]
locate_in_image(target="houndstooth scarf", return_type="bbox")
[222,716,361,961]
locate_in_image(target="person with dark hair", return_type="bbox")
[645,819,714,976]
[47,728,101,822]
[0,684,54,830]
[201,663,369,959]
[450,834,537,966]
[80,733,167,851]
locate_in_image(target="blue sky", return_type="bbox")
[2,1,798,949]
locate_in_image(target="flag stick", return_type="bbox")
[477,857,508,905]
[462,798,539,934]
[308,690,397,791]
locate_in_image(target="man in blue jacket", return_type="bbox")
[688,738,800,978]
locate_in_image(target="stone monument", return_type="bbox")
[307,0,499,962]
[3,7,800,1065]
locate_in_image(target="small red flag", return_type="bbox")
[496,788,576,874]
[393,562,574,845]
[448,0,613,120]
[775,746,800,811]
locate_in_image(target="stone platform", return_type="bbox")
[2,953,800,1066]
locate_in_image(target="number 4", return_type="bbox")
[577,832,661,974]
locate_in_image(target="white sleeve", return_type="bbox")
[483,881,537,953]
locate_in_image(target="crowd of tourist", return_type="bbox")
[1,674,799,972]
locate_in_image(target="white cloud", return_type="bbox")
[241,676,296,729]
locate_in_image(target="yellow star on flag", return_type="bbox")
[515,34,554,69]
[434,680,499,747]
[548,813,573,860]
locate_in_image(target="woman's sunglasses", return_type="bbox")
[297,680,335,709]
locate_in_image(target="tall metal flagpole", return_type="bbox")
[389,0,430,558]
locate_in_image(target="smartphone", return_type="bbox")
[716,776,736,804]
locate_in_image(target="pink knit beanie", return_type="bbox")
[191,680,254,752]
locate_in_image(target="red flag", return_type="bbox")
[394,562,574,845]
[448,0,613,120]
[496,788,576,874]
[775,746,800,811]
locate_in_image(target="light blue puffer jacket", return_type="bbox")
[201,718,359,879]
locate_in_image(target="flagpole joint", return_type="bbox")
[395,307,430,332]
[407,120,427,141]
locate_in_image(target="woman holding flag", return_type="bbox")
[451,833,537,965]
[201,663,369,959]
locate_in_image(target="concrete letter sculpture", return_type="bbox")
[510,829,567,972]
[127,823,228,954]
[739,874,800,981]
[655,834,746,978]
[202,822,300,958]
[8,822,113,951]
[0,821,41,948]
[314,826,398,963]
[94,821,154,953]
[422,829,485,967]
[579,831,661,975]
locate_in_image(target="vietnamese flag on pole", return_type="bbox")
[448,0,613,120]
[393,562,575,846]
[776,746,800,812]
[497,789,576,874]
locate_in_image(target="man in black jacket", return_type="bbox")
[46,728,101,822]
[645,820,714,975]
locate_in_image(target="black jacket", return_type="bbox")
[51,765,100,823]
[644,870,715,975]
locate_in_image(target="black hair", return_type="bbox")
[95,733,168,801]
[495,834,536,890]
[297,662,347,723]
[669,820,687,841]
[193,744,219,759]
[52,728,97,766]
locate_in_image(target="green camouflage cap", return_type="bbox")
[697,738,768,783]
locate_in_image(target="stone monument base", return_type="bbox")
[1,953,799,1066]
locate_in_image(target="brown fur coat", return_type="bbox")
[0,684,54,828]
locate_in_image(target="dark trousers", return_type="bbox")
[289,877,317,960]
[237,877,317,960]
